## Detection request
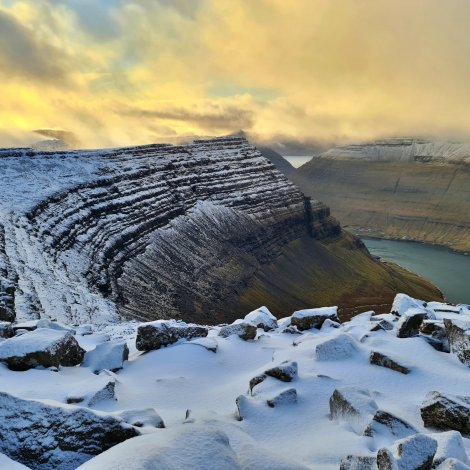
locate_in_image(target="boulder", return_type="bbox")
[0,328,85,370]
[291,306,339,331]
[369,351,410,374]
[444,319,470,366]
[420,320,445,336]
[249,375,266,395]
[433,431,470,468]
[396,309,427,338]
[0,391,139,470]
[340,455,378,470]
[363,410,417,440]
[377,433,437,470]
[115,408,165,429]
[392,294,426,316]
[189,336,218,353]
[218,322,257,341]
[0,321,13,338]
[421,391,470,434]
[76,324,93,336]
[36,319,75,334]
[267,388,297,408]
[316,334,358,361]
[244,306,278,331]
[66,378,116,407]
[136,320,208,351]
[370,320,394,332]
[236,395,257,421]
[82,341,129,373]
[422,335,450,353]
[265,361,298,382]
[330,387,378,432]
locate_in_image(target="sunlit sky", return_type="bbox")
[1,0,470,151]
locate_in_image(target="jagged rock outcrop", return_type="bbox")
[0,136,442,325]
[292,138,470,252]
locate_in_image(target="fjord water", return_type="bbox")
[363,238,470,304]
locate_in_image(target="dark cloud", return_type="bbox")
[34,129,79,147]
[0,10,69,82]
[122,104,254,132]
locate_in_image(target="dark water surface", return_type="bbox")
[362,238,470,305]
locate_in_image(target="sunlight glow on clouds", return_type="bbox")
[1,0,470,149]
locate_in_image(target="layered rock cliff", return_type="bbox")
[293,138,470,253]
[0,136,442,325]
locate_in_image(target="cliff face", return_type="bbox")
[0,136,442,325]
[293,139,470,253]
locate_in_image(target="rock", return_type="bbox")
[315,334,358,361]
[377,433,437,470]
[369,351,410,374]
[136,320,208,351]
[364,410,417,440]
[189,336,218,353]
[0,328,85,370]
[420,320,444,336]
[82,340,129,373]
[236,395,256,421]
[244,306,278,331]
[0,391,139,469]
[396,309,427,338]
[36,319,76,334]
[392,294,427,316]
[218,322,257,341]
[421,391,470,434]
[422,335,450,353]
[76,324,93,336]
[267,388,297,408]
[88,380,116,407]
[264,361,298,382]
[370,320,394,332]
[444,319,470,366]
[330,387,378,432]
[0,321,13,338]
[433,431,470,468]
[249,375,266,395]
[116,408,165,429]
[321,318,341,330]
[291,306,339,331]
[66,376,117,407]
[436,458,470,470]
[11,320,39,332]
[340,455,378,470]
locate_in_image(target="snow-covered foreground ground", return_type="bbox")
[1,294,470,469]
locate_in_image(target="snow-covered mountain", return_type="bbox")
[0,293,469,469]
[0,135,441,327]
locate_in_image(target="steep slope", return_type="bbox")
[258,147,295,176]
[292,138,470,252]
[0,136,442,326]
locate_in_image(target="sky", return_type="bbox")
[1,0,470,152]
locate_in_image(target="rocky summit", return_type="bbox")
[0,136,441,327]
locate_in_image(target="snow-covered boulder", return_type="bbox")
[266,388,297,408]
[330,387,378,432]
[66,378,116,407]
[265,361,298,382]
[115,408,165,429]
[75,426,239,470]
[369,351,410,374]
[36,319,75,334]
[315,334,358,361]
[218,322,257,341]
[433,431,470,468]
[363,410,417,441]
[421,392,470,434]
[82,340,129,373]
[244,306,278,331]
[377,433,437,470]
[396,309,427,338]
[370,319,394,332]
[0,321,13,338]
[444,319,470,366]
[0,328,85,370]
[392,293,426,316]
[249,375,267,395]
[189,336,218,353]
[136,320,208,351]
[291,306,339,331]
[0,391,139,469]
[340,455,377,470]
[76,324,93,336]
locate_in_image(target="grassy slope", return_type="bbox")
[237,232,443,321]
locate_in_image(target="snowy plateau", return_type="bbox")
[0,294,469,469]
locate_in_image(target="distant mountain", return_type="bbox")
[0,136,441,327]
[258,146,295,176]
[292,138,470,252]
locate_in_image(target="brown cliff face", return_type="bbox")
[0,136,442,325]
[292,140,470,253]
